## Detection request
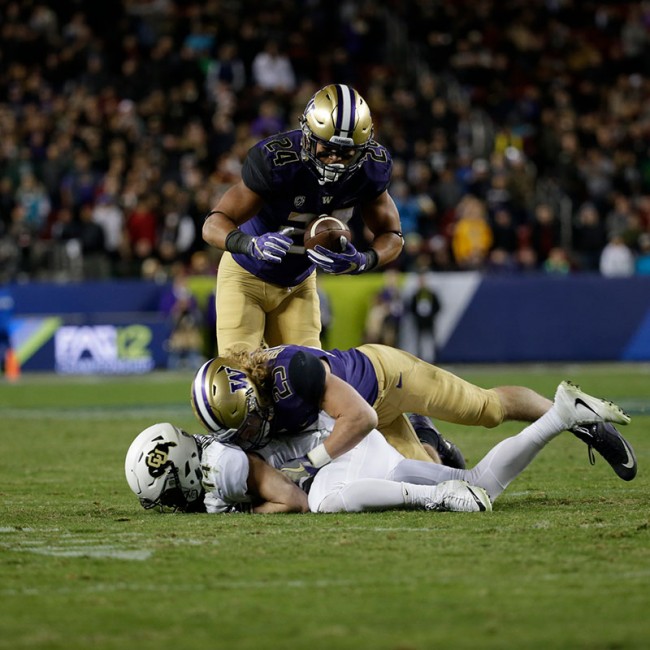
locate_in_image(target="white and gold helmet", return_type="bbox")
[124,423,204,512]
[191,357,273,451]
[300,83,374,184]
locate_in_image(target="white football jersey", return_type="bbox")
[201,442,251,513]
[256,416,331,468]
[199,413,332,513]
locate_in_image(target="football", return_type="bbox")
[303,215,352,252]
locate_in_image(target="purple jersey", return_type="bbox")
[264,344,379,436]
[232,129,392,287]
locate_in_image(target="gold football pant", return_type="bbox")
[358,344,506,462]
[215,253,322,353]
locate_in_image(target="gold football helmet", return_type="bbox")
[191,357,273,450]
[300,83,374,183]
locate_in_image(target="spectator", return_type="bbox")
[125,194,158,271]
[486,248,518,275]
[451,196,494,269]
[504,147,536,221]
[363,270,404,347]
[6,204,41,280]
[59,149,100,212]
[599,234,635,277]
[432,166,464,215]
[157,183,196,265]
[490,207,519,254]
[0,1,647,284]
[390,179,423,236]
[0,177,16,232]
[543,247,571,275]
[529,203,562,265]
[635,233,650,276]
[92,193,125,274]
[408,272,441,363]
[159,264,205,370]
[572,202,607,272]
[205,42,247,98]
[606,194,636,239]
[15,172,50,236]
[249,98,286,138]
[251,40,296,93]
[515,246,539,274]
[76,203,109,279]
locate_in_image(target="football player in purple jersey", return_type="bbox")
[190,343,637,481]
[202,84,405,354]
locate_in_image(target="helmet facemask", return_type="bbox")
[229,391,274,451]
[139,463,203,513]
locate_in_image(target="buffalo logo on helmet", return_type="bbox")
[145,441,177,476]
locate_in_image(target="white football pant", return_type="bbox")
[309,407,566,512]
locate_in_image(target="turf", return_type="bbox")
[1,365,649,650]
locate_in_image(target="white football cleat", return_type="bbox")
[553,380,631,429]
[425,480,492,512]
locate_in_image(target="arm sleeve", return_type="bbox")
[288,351,326,406]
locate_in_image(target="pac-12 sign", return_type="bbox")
[55,325,154,374]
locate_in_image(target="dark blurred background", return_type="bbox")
[0,0,648,285]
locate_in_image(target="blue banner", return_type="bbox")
[6,275,650,367]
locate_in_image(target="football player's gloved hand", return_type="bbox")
[205,495,253,514]
[247,231,292,263]
[280,456,320,491]
[226,502,252,514]
[307,237,370,275]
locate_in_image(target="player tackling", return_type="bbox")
[124,381,634,514]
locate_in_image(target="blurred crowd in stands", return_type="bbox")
[0,0,649,285]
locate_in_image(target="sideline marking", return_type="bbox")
[0,528,221,562]
[1,540,152,561]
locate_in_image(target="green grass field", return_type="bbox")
[1,364,649,650]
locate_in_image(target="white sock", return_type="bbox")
[390,407,567,502]
[317,479,435,512]
[400,482,444,509]
[462,407,566,500]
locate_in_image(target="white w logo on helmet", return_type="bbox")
[225,367,249,393]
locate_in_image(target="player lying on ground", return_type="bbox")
[125,381,634,515]
[189,343,638,480]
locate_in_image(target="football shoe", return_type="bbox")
[553,380,636,481]
[553,380,631,428]
[408,414,466,469]
[571,422,637,481]
[424,480,492,513]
